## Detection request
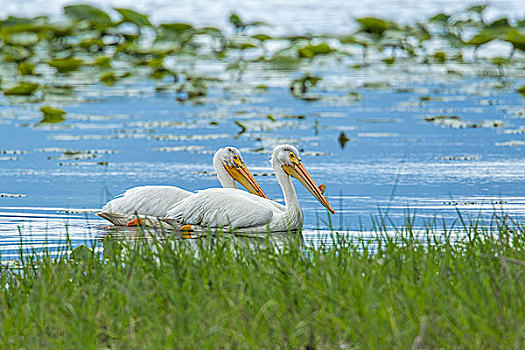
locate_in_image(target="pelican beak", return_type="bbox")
[224,164,268,198]
[283,162,335,214]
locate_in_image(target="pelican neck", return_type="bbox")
[272,159,301,213]
[214,157,236,188]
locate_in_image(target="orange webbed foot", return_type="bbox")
[126,218,143,227]
[180,224,193,232]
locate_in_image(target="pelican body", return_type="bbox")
[165,145,334,233]
[96,147,266,226]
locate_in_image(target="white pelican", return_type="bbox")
[165,145,334,232]
[96,147,267,226]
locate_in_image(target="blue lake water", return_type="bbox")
[1,1,525,258]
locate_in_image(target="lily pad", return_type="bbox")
[356,17,394,35]
[504,29,525,52]
[466,4,487,14]
[424,115,504,128]
[115,8,151,27]
[18,62,35,75]
[64,5,112,28]
[93,56,112,68]
[517,85,525,97]
[428,13,451,24]
[4,83,38,96]
[267,55,301,70]
[100,72,118,85]
[47,57,84,73]
[158,23,194,40]
[252,34,272,41]
[39,106,66,124]
[298,43,336,59]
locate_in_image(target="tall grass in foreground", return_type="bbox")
[0,214,524,349]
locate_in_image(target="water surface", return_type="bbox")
[0,3,524,258]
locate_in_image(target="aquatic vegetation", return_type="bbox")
[0,3,523,106]
[38,106,66,124]
[424,115,505,129]
[3,83,38,96]
[338,132,350,149]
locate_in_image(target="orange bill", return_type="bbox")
[283,162,335,214]
[224,164,268,198]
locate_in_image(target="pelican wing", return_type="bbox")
[100,186,193,217]
[167,188,276,229]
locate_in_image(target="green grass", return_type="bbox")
[0,214,524,349]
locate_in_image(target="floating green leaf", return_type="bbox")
[100,72,118,85]
[267,55,301,70]
[240,42,258,50]
[465,31,496,46]
[18,62,35,75]
[93,56,112,68]
[433,51,446,63]
[115,8,151,27]
[517,85,525,97]
[252,34,272,41]
[64,4,112,27]
[429,13,451,24]
[39,106,66,124]
[229,13,243,31]
[339,33,373,47]
[3,83,38,96]
[159,23,193,34]
[228,13,265,32]
[466,4,487,14]
[297,43,336,59]
[486,18,510,29]
[362,81,391,89]
[234,120,247,134]
[47,57,83,73]
[504,29,525,52]
[156,23,194,43]
[356,17,393,35]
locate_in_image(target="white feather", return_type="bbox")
[164,145,325,233]
[100,186,192,218]
[167,188,277,228]
[96,147,251,226]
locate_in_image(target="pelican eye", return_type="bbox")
[288,152,300,164]
[232,154,242,166]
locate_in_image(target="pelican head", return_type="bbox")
[271,145,335,214]
[214,147,267,198]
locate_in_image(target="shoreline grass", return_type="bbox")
[0,214,524,348]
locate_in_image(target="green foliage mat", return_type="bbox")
[0,215,524,348]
